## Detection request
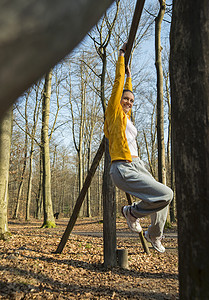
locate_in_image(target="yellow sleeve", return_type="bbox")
[105,56,125,114]
[124,77,132,92]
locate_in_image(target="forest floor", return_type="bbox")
[0,216,178,299]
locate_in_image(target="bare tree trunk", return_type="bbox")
[165,73,171,169]
[170,131,176,222]
[69,60,87,217]
[143,130,155,177]
[0,108,12,240]
[155,0,166,185]
[36,149,43,219]
[26,87,41,221]
[41,70,55,228]
[51,146,58,213]
[165,72,176,222]
[86,144,92,217]
[13,95,29,219]
[25,141,34,221]
[86,106,97,217]
[60,155,66,215]
[97,163,102,216]
[170,0,209,298]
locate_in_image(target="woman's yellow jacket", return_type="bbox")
[104,55,133,162]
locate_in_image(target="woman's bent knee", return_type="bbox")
[165,187,173,204]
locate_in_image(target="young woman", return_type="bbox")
[104,43,173,253]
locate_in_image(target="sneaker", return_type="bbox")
[144,231,165,253]
[122,206,142,233]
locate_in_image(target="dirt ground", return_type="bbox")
[0,217,179,299]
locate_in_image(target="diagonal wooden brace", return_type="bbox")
[125,192,150,254]
[54,136,105,254]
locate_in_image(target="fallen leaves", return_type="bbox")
[0,217,179,299]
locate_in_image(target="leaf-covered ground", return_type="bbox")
[0,217,178,299]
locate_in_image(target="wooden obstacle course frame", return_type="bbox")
[55,0,148,256]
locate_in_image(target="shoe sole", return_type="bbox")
[144,232,165,253]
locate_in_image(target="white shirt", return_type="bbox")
[125,117,138,156]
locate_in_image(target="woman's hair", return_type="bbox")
[122,89,134,97]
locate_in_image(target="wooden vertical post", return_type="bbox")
[116,249,129,269]
[103,138,117,267]
[103,0,146,267]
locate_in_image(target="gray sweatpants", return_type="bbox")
[110,157,173,238]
